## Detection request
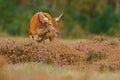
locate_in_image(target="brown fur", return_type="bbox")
[29,12,60,43]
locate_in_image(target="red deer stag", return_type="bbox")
[29,11,63,43]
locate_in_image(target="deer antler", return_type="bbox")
[55,12,63,21]
[39,11,48,21]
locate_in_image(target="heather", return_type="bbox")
[0,39,85,65]
[0,36,120,71]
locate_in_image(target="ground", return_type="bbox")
[0,36,120,80]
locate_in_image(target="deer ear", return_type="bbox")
[39,11,49,22]
[54,13,63,21]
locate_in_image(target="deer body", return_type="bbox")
[29,11,63,43]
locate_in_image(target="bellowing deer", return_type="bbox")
[29,11,63,43]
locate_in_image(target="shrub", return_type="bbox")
[86,50,107,64]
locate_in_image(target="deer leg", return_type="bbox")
[38,37,46,44]
[49,37,54,44]
[37,32,48,44]
[29,35,38,46]
[29,35,33,41]
[37,34,46,44]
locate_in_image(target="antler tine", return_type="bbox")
[55,12,63,21]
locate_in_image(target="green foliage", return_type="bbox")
[89,5,119,34]
[0,0,120,38]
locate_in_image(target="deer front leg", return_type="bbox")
[49,37,55,44]
[29,35,33,41]
[29,35,37,42]
[37,36,46,44]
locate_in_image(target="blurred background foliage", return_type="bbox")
[0,0,120,38]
